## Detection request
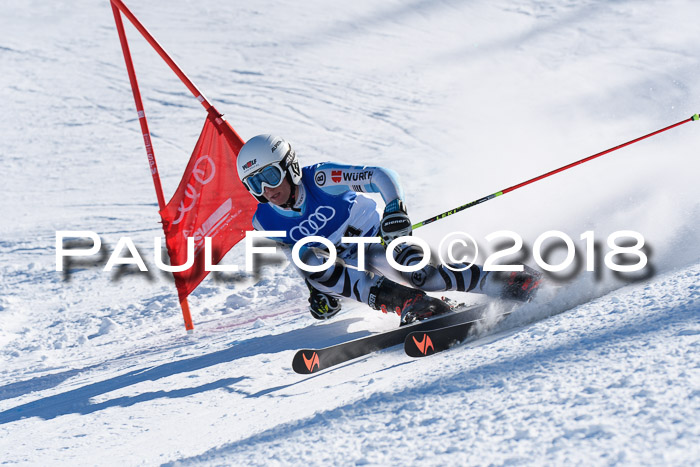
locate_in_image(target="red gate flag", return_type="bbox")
[160,115,258,301]
[110,0,258,331]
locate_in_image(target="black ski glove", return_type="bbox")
[380,199,412,246]
[306,280,341,320]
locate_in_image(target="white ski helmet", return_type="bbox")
[237,134,301,203]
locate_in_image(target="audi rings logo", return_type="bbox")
[289,206,336,242]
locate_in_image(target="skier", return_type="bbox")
[237,135,541,324]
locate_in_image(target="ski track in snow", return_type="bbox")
[1,0,699,465]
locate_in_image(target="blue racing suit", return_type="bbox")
[252,163,499,306]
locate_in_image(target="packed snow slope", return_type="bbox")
[1,0,699,465]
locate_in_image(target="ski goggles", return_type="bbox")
[243,163,285,196]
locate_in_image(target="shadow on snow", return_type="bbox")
[166,298,699,464]
[0,316,370,424]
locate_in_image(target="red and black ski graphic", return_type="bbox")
[291,304,488,374]
[404,310,512,357]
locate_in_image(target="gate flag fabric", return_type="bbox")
[111,0,257,330]
[160,115,258,300]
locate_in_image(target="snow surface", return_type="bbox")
[1,0,699,465]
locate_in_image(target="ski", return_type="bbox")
[404,310,512,357]
[292,303,489,374]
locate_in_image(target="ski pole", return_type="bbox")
[413,113,699,230]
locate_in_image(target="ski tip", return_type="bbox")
[292,350,321,374]
[693,113,699,121]
[405,332,436,357]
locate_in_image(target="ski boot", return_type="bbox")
[368,277,451,325]
[498,265,543,302]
